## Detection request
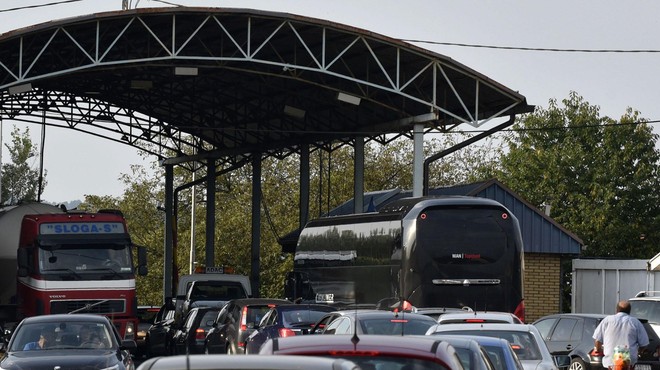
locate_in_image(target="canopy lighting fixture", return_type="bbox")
[283,105,306,119]
[95,114,115,122]
[337,92,361,106]
[130,80,153,90]
[8,83,33,95]
[175,67,198,76]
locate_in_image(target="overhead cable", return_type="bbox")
[402,39,660,53]
[0,0,83,13]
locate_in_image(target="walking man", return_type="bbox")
[593,300,649,370]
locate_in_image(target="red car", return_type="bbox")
[258,333,464,370]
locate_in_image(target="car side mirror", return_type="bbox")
[554,355,571,369]
[121,340,137,352]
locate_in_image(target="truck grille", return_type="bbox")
[51,299,126,314]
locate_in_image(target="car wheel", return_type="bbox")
[569,357,588,370]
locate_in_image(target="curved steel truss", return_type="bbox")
[0,7,531,166]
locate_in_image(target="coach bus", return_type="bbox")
[284,196,525,321]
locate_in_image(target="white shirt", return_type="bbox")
[593,312,649,367]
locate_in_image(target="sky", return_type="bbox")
[2,0,660,203]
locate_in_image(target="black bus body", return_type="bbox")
[285,196,525,321]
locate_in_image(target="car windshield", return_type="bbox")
[11,321,116,351]
[631,300,660,325]
[440,330,541,360]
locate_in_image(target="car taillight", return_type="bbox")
[240,306,248,331]
[195,328,206,340]
[464,319,486,323]
[390,319,408,323]
[279,328,296,337]
[513,300,525,323]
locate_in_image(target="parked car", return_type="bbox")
[440,334,526,370]
[2,313,135,370]
[136,305,160,358]
[308,310,371,334]
[171,307,219,354]
[532,313,606,370]
[430,335,498,370]
[321,310,437,335]
[438,311,523,325]
[259,333,464,370]
[245,303,334,354]
[136,354,360,370]
[145,301,177,357]
[427,323,570,370]
[631,291,660,338]
[204,298,290,354]
[635,318,660,370]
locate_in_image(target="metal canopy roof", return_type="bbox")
[0,7,532,169]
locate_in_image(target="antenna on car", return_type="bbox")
[352,295,360,350]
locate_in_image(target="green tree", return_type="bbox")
[2,126,45,204]
[81,162,166,305]
[91,133,506,302]
[497,92,660,258]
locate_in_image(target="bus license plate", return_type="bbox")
[635,365,651,370]
[316,293,334,303]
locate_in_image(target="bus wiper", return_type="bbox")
[44,268,82,280]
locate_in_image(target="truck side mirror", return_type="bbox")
[136,246,148,276]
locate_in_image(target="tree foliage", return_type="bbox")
[497,92,660,258]
[1,126,45,204]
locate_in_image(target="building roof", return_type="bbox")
[280,178,583,255]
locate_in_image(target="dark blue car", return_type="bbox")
[244,304,334,354]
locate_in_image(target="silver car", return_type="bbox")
[427,323,570,370]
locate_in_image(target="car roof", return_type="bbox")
[438,311,521,324]
[429,323,539,334]
[137,354,359,370]
[260,334,462,368]
[430,333,512,345]
[270,304,335,311]
[532,313,606,323]
[19,313,109,324]
[229,298,291,306]
[338,310,436,321]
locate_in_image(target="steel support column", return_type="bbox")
[163,163,174,302]
[299,145,310,228]
[412,123,424,197]
[354,137,364,213]
[251,155,262,297]
[205,159,216,268]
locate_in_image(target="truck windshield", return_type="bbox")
[39,244,133,276]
